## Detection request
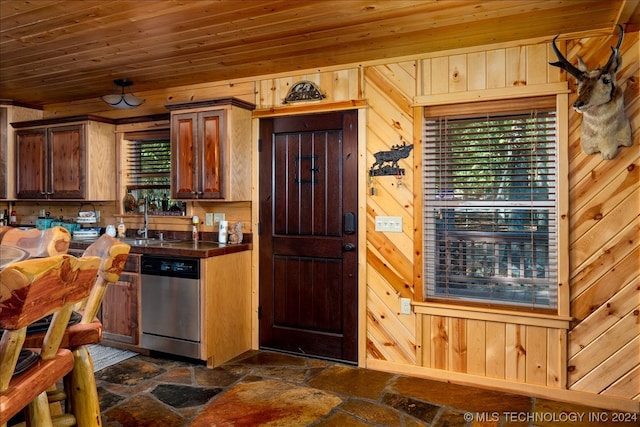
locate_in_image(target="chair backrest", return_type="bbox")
[0,225,11,242]
[1,226,71,258]
[78,235,131,322]
[0,254,101,390]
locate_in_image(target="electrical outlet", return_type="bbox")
[205,213,214,226]
[213,212,225,226]
[400,298,412,314]
[374,215,403,232]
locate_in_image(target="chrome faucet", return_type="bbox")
[137,196,149,239]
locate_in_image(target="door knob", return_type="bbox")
[343,243,355,251]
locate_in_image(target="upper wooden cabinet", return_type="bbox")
[0,103,43,200]
[167,98,254,201]
[12,116,116,200]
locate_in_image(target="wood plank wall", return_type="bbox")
[360,33,639,408]
[565,32,639,402]
[364,62,418,364]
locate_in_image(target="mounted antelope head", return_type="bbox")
[549,24,632,160]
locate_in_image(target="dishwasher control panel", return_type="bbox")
[141,255,200,279]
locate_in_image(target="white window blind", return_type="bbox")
[124,130,171,190]
[423,106,558,311]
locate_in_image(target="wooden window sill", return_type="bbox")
[413,302,572,329]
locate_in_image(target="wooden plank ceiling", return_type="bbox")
[0,0,638,106]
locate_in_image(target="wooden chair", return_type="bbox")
[0,254,101,427]
[66,235,131,427]
[0,225,11,242]
[1,227,71,258]
[21,235,131,427]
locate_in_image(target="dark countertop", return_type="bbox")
[69,239,252,258]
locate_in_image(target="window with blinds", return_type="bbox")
[422,100,558,311]
[124,130,171,192]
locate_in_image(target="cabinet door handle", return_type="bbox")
[343,243,356,251]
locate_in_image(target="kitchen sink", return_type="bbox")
[118,238,223,249]
[119,237,179,246]
[152,240,223,249]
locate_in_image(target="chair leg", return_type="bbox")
[46,383,66,416]
[27,392,54,427]
[66,346,101,427]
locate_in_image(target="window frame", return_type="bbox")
[122,129,171,200]
[413,95,570,320]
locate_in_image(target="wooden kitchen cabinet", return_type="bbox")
[100,253,140,350]
[101,270,139,348]
[0,102,42,199]
[202,250,252,367]
[167,98,255,201]
[12,115,116,200]
[67,248,141,351]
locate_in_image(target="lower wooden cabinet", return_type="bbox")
[202,250,252,367]
[100,253,140,350]
[101,271,139,346]
[70,246,252,360]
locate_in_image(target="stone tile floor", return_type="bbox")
[96,350,637,426]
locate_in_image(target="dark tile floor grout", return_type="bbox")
[95,349,635,426]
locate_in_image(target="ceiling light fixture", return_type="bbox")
[101,79,145,109]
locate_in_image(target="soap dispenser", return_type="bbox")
[117,218,127,238]
[192,215,199,241]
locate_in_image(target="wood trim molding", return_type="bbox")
[0,99,43,110]
[414,82,569,107]
[413,303,572,329]
[165,97,256,112]
[10,114,115,128]
[556,93,571,319]
[366,358,640,413]
[252,99,367,118]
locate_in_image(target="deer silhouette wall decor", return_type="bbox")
[369,141,414,177]
[549,24,632,160]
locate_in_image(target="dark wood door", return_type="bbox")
[259,111,358,363]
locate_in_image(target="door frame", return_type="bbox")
[250,108,367,367]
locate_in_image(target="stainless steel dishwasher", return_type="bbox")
[140,255,201,359]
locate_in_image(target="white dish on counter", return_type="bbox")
[73,229,100,239]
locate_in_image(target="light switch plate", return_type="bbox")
[213,212,225,225]
[205,213,214,226]
[374,215,403,232]
[400,298,412,314]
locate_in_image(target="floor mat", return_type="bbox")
[89,344,137,372]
